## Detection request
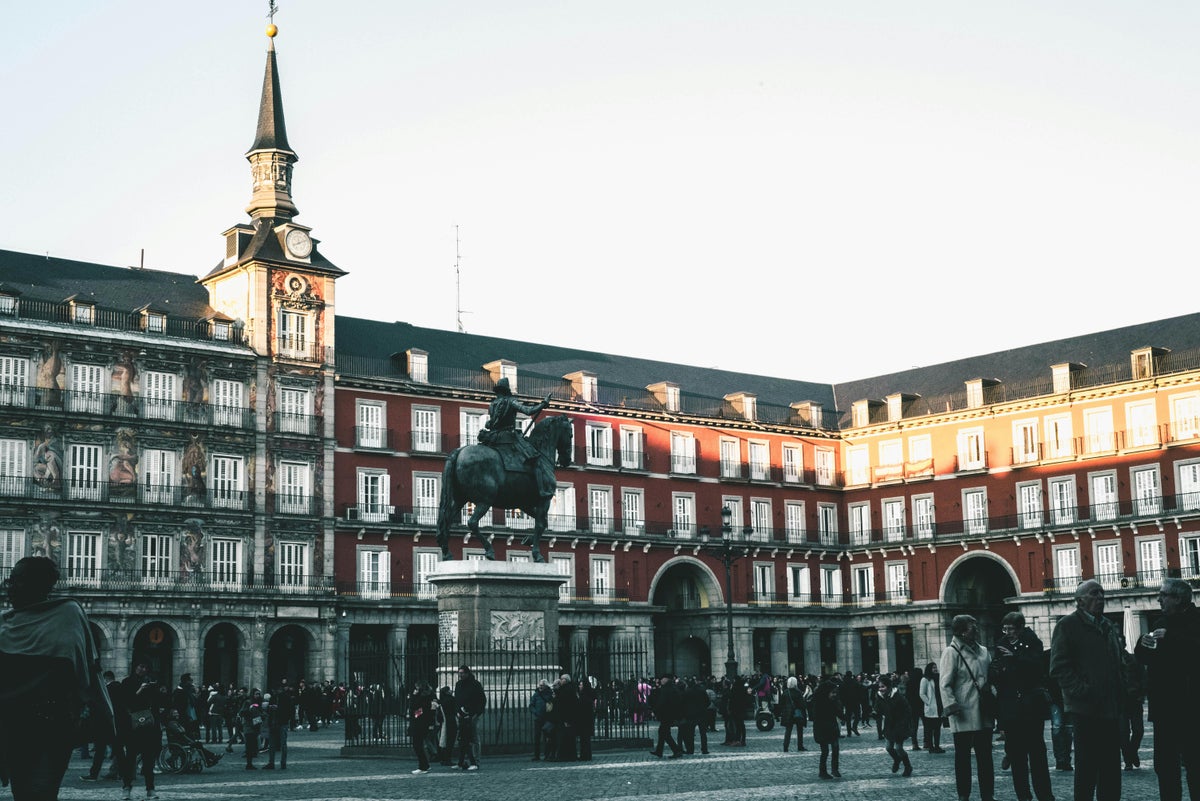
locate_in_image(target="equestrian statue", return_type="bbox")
[436,378,573,562]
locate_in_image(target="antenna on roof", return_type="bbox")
[455,224,468,333]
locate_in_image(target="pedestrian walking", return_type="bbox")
[453,665,486,770]
[940,614,995,801]
[990,611,1053,801]
[811,679,842,779]
[408,682,436,775]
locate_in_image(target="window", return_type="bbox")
[879,439,902,467]
[279,387,310,434]
[73,303,94,324]
[211,455,244,509]
[0,438,26,495]
[212,321,231,341]
[461,408,486,447]
[588,487,613,534]
[142,449,174,504]
[724,497,743,539]
[670,432,696,474]
[1013,419,1039,464]
[1095,542,1121,588]
[1044,477,1073,526]
[963,488,987,535]
[1085,407,1115,454]
[847,446,869,485]
[413,473,440,526]
[65,531,101,584]
[279,309,309,357]
[1046,414,1074,459]
[815,448,835,486]
[409,351,428,383]
[1055,546,1081,592]
[70,363,103,414]
[140,534,172,582]
[750,498,772,540]
[144,313,166,334]
[753,563,774,603]
[0,530,24,572]
[848,503,870,545]
[277,541,310,590]
[415,550,440,599]
[852,565,874,605]
[719,439,741,479]
[411,407,440,453]
[664,385,680,412]
[211,379,244,427]
[143,371,177,421]
[506,507,534,531]
[1137,538,1165,586]
[355,465,388,522]
[277,461,311,514]
[1172,394,1200,440]
[909,435,932,464]
[210,538,242,588]
[1178,461,1200,511]
[0,356,28,406]
[913,495,935,539]
[882,498,905,542]
[783,501,806,543]
[786,564,811,606]
[748,441,769,481]
[817,503,838,544]
[1183,537,1200,580]
[590,555,614,603]
[1126,401,1157,448]
[549,485,576,532]
[1017,482,1043,529]
[782,444,803,483]
[358,548,391,599]
[0,295,16,315]
[357,401,386,448]
[619,426,644,470]
[957,428,985,470]
[854,565,873,604]
[586,424,613,466]
[820,565,842,605]
[551,554,573,601]
[885,562,909,603]
[1131,466,1161,516]
[621,488,644,535]
[672,494,696,538]
[69,443,102,500]
[1090,472,1118,521]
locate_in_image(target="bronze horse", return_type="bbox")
[436,414,573,562]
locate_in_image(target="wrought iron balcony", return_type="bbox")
[1043,569,1167,594]
[0,386,254,428]
[353,426,392,450]
[273,411,319,436]
[0,475,251,511]
[57,567,335,596]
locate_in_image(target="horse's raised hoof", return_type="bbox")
[532,551,546,563]
[440,550,454,561]
[484,551,496,561]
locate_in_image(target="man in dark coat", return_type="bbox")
[991,611,1053,801]
[648,674,683,758]
[680,678,710,755]
[1135,577,1200,801]
[1050,579,1123,801]
[453,665,486,770]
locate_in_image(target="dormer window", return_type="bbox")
[140,310,167,334]
[726,392,757,422]
[71,301,95,325]
[212,321,232,341]
[1131,347,1167,380]
[648,382,680,413]
[484,360,518,392]
[1052,363,1083,394]
[0,294,17,316]
[408,349,428,383]
[565,371,598,403]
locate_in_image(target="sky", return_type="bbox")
[2,1,1199,384]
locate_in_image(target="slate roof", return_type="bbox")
[202,218,345,281]
[248,45,292,155]
[0,249,214,319]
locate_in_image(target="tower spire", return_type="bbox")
[245,11,299,220]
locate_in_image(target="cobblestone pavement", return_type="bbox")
[37,720,1163,801]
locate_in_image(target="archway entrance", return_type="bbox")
[943,555,1020,646]
[267,625,311,688]
[132,622,176,687]
[203,623,240,688]
[650,560,718,676]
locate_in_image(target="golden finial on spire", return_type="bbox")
[266,0,278,38]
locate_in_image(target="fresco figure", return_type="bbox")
[32,424,63,491]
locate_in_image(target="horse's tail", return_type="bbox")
[436,449,459,550]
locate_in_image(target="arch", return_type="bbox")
[267,624,316,689]
[202,622,244,689]
[131,620,182,687]
[647,556,723,609]
[938,552,1021,646]
[937,551,1022,603]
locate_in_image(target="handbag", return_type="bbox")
[952,643,997,720]
[130,709,156,730]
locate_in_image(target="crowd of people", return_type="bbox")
[1,556,1196,801]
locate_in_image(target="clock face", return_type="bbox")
[286,275,306,293]
[285,228,312,258]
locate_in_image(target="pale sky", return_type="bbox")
[3,1,1198,384]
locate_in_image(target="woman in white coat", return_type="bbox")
[918,662,945,753]
[939,614,995,801]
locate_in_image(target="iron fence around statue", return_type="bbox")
[342,640,649,755]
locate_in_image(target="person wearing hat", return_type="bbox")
[480,378,555,498]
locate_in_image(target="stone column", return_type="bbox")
[839,627,862,675]
[878,628,894,675]
[769,629,788,676]
[735,626,753,676]
[334,620,351,683]
[803,628,821,677]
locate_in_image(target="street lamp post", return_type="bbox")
[707,505,744,679]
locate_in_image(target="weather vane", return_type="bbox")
[266,0,279,38]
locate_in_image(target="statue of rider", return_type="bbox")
[480,378,556,499]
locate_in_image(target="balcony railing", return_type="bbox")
[353,426,392,450]
[0,475,252,511]
[275,493,320,516]
[275,336,322,362]
[409,432,458,455]
[1043,569,1166,594]
[0,296,248,345]
[274,411,319,436]
[0,386,253,428]
[57,567,334,596]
